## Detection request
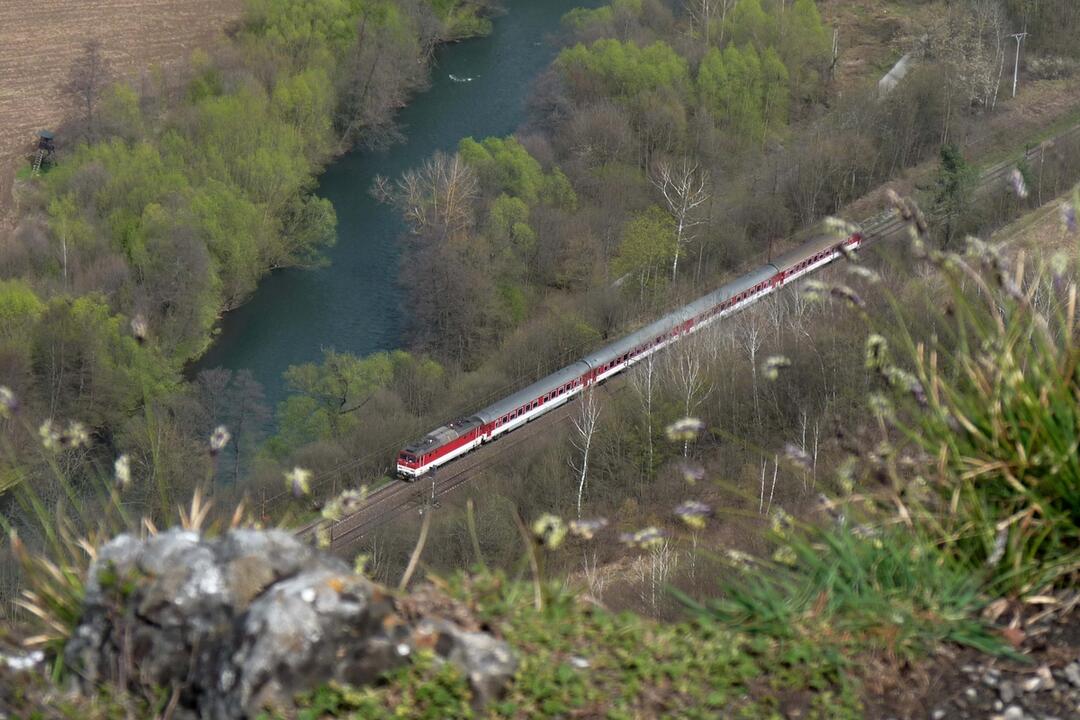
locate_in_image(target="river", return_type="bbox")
[193,0,601,412]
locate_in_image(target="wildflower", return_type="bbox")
[870,441,895,464]
[532,513,567,550]
[678,460,705,485]
[824,216,859,238]
[883,366,928,407]
[762,355,792,381]
[724,548,755,569]
[569,517,609,540]
[771,545,798,566]
[783,443,811,472]
[1008,168,1029,199]
[38,420,62,452]
[830,284,865,309]
[665,417,705,443]
[130,314,148,344]
[770,507,792,536]
[845,264,880,284]
[63,421,90,449]
[1062,203,1078,233]
[338,488,367,514]
[619,526,669,550]
[801,279,828,303]
[1049,251,1070,280]
[835,456,858,495]
[674,500,712,530]
[868,393,895,422]
[316,525,332,549]
[209,426,231,455]
[322,499,344,523]
[865,334,888,371]
[838,242,858,262]
[0,386,18,418]
[114,454,131,489]
[285,467,312,497]
[886,188,908,218]
[354,553,371,575]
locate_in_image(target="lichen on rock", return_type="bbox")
[64,527,516,719]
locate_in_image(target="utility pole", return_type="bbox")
[1009,32,1028,98]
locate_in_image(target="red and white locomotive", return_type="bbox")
[396,231,863,479]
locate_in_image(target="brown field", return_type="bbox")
[0,0,242,226]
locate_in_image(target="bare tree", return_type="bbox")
[634,540,678,613]
[570,387,602,519]
[928,0,1008,112]
[737,308,766,431]
[630,353,658,491]
[667,338,711,457]
[67,39,112,140]
[651,158,710,281]
[685,0,736,48]
[373,151,478,242]
[581,551,607,603]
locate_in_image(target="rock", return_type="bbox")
[1003,706,1025,720]
[1021,675,1044,693]
[931,709,946,720]
[1000,680,1017,703]
[65,529,516,719]
[965,686,979,700]
[1036,665,1055,691]
[1065,662,1080,688]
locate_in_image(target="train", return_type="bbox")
[396,230,864,479]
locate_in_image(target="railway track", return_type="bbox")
[298,122,1080,555]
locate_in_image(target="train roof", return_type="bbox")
[472,361,592,424]
[582,263,777,369]
[403,416,480,454]
[769,234,844,272]
[684,264,777,317]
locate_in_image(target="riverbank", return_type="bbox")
[193,0,604,412]
[0,0,499,510]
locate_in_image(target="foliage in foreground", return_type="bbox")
[280,572,863,720]
[679,524,1003,659]
[877,189,1080,596]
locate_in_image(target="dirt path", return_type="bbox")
[0,0,242,230]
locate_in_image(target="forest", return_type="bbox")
[0,0,495,523]
[3,0,1080,715]
[4,0,1077,567]
[260,0,1080,529]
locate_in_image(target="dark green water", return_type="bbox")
[193,0,598,410]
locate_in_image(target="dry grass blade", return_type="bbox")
[398,511,432,592]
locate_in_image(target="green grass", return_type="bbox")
[278,572,864,719]
[679,524,1006,659]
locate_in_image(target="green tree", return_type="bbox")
[778,0,832,102]
[933,144,977,248]
[556,39,691,103]
[723,0,776,50]
[698,45,762,142]
[459,136,546,203]
[759,46,789,140]
[273,350,395,452]
[613,205,677,296]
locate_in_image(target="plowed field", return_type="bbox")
[0,0,241,222]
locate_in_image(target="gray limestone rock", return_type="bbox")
[64,528,516,719]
